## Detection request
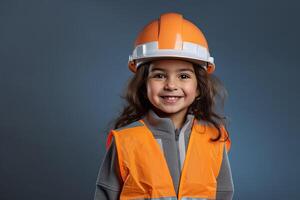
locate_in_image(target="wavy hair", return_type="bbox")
[112,62,230,142]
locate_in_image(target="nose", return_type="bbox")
[164,77,178,91]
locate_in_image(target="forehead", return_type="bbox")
[149,59,194,72]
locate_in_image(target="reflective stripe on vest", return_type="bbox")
[111,119,230,200]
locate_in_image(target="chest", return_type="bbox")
[115,124,224,199]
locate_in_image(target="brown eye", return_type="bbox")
[152,73,166,79]
[179,74,191,79]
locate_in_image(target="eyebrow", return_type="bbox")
[149,67,194,73]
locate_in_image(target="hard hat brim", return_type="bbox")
[128,41,215,73]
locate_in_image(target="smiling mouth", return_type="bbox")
[161,96,182,100]
[160,96,183,103]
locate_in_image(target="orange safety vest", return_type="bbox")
[106,118,231,200]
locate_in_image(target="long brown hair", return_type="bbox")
[112,62,230,142]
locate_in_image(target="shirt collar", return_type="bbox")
[142,109,195,135]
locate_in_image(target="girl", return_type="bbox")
[94,12,234,200]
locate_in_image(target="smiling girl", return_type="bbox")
[94,12,234,200]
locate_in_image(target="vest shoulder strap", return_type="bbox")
[194,119,231,153]
[105,120,145,150]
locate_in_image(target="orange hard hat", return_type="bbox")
[128,12,215,73]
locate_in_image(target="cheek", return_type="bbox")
[146,81,160,98]
[184,82,199,97]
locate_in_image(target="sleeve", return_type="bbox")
[216,145,235,200]
[93,137,123,200]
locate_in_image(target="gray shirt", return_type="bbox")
[94,110,234,199]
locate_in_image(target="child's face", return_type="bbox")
[146,59,199,117]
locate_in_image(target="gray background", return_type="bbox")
[1,0,299,199]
